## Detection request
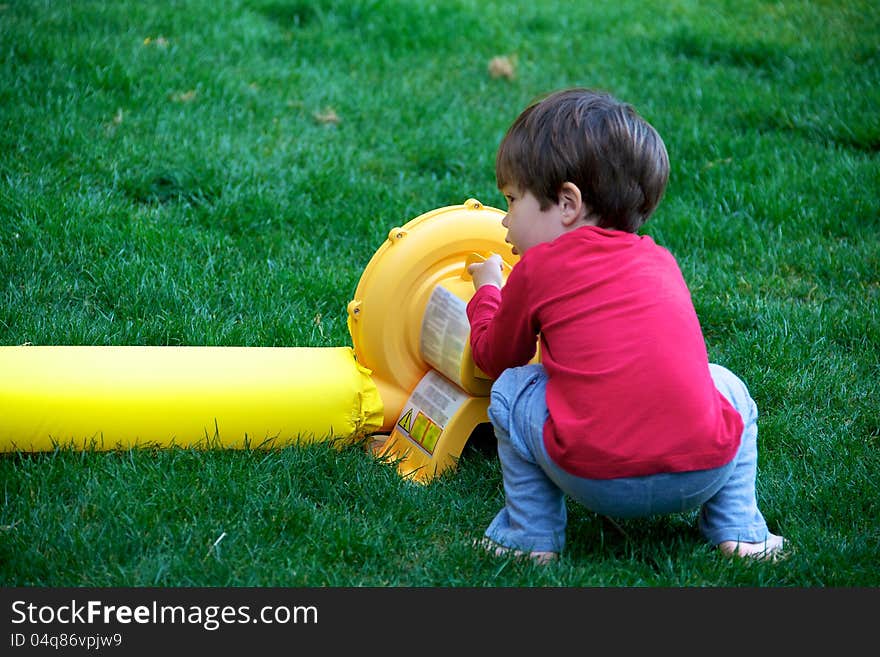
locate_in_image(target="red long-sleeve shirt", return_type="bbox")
[466,225,743,479]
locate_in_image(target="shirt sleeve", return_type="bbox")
[465,260,539,379]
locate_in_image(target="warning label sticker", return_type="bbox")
[419,285,470,387]
[393,370,469,455]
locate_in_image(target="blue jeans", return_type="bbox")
[484,363,771,553]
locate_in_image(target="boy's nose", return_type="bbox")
[501,214,509,227]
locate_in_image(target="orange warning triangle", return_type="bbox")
[397,408,413,434]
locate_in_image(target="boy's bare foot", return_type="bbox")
[718,533,787,561]
[476,537,558,565]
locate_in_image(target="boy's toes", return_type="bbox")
[718,534,787,562]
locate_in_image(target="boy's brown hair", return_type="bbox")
[496,88,670,233]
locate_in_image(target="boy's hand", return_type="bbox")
[467,253,504,290]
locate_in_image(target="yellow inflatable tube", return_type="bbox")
[0,345,383,452]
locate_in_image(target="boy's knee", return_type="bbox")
[487,364,546,435]
[487,371,513,433]
[486,398,509,435]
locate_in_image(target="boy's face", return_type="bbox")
[500,185,568,256]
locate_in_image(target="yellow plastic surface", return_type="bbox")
[347,199,516,431]
[0,345,383,452]
[374,370,490,484]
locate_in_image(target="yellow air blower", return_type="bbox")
[0,199,516,482]
[347,198,517,482]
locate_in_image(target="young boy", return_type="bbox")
[466,88,785,563]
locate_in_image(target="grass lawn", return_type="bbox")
[0,0,878,586]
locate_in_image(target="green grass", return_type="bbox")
[1,0,878,586]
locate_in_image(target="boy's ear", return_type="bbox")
[558,182,585,226]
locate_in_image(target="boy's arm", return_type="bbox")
[466,256,538,378]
